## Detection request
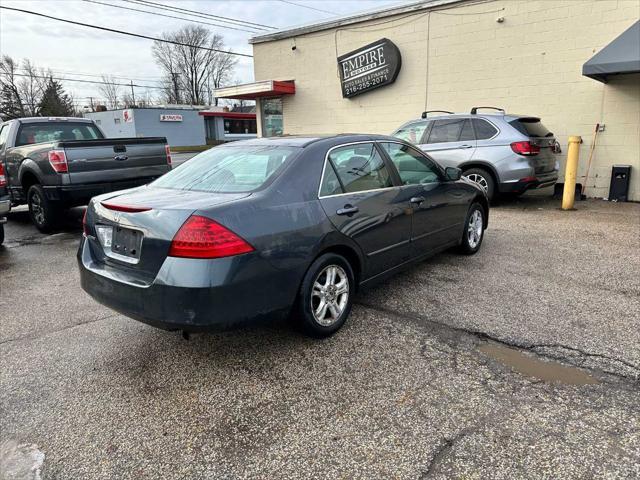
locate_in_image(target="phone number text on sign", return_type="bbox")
[344,69,390,97]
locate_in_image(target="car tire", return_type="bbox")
[296,253,355,338]
[0,223,4,246]
[463,168,495,200]
[27,184,60,233]
[458,202,486,255]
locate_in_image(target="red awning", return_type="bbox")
[198,111,256,119]
[214,80,295,100]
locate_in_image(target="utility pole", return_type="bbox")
[170,72,180,104]
[130,80,136,106]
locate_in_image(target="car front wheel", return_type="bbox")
[297,253,355,338]
[458,202,485,255]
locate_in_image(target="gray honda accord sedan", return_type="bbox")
[78,135,488,337]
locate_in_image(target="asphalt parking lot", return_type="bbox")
[1,194,639,479]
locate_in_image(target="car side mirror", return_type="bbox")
[445,167,462,181]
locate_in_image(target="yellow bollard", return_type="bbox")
[562,136,582,210]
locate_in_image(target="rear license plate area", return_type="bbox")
[112,226,143,260]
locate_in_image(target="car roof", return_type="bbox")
[15,117,94,124]
[230,134,405,148]
[401,113,537,125]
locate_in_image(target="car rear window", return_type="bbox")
[16,122,104,146]
[509,118,553,138]
[151,145,299,193]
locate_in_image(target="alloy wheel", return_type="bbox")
[467,209,483,248]
[31,192,45,226]
[310,265,349,326]
[464,173,489,193]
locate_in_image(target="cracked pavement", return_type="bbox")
[1,196,639,479]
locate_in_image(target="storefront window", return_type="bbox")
[223,118,257,135]
[261,98,283,137]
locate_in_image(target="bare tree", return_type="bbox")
[208,49,237,106]
[0,55,26,119]
[98,75,121,109]
[0,55,52,119]
[152,26,236,106]
[120,92,135,108]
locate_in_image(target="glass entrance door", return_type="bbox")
[261,98,283,137]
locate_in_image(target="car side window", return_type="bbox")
[472,118,498,140]
[427,118,466,144]
[380,142,442,185]
[0,124,9,150]
[319,162,343,196]
[392,121,430,144]
[459,119,475,141]
[325,143,393,195]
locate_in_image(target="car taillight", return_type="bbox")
[165,145,172,166]
[510,141,540,156]
[168,215,254,259]
[0,163,6,187]
[82,208,90,236]
[48,149,68,173]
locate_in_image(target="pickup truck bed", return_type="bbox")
[0,117,171,232]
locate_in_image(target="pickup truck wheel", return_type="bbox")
[28,184,60,233]
[0,224,4,245]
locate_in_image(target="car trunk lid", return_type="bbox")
[509,117,557,174]
[86,186,250,283]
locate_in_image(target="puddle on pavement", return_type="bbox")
[479,342,600,385]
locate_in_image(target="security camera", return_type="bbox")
[496,16,505,23]
[291,45,297,51]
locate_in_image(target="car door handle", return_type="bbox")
[336,205,359,216]
[458,144,473,149]
[410,196,425,204]
[114,155,128,161]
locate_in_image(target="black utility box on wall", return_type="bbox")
[608,165,632,202]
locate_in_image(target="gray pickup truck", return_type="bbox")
[0,117,171,232]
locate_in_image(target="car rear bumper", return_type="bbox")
[499,171,558,194]
[43,177,162,205]
[77,236,300,331]
[0,198,10,219]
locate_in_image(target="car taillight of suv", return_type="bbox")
[510,141,540,156]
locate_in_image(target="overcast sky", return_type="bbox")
[0,0,406,108]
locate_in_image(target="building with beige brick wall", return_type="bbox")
[216,0,640,201]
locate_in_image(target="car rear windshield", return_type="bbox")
[16,122,104,146]
[509,118,553,138]
[151,145,300,193]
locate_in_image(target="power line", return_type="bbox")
[5,72,168,90]
[278,0,338,15]
[17,67,163,83]
[83,0,264,34]
[126,0,274,30]
[0,6,254,58]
